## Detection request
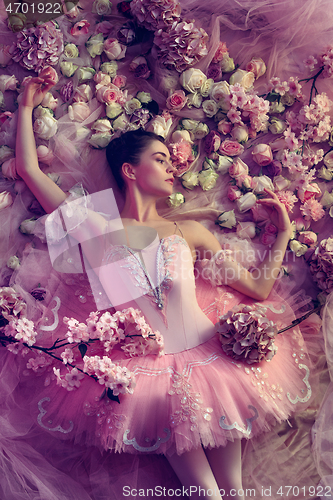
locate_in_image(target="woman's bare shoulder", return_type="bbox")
[177,220,221,257]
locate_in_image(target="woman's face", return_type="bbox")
[127,140,176,197]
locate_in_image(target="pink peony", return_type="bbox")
[252,144,273,166]
[170,139,193,164]
[219,140,244,157]
[300,199,325,221]
[166,90,187,111]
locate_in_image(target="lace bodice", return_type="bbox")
[99,234,215,354]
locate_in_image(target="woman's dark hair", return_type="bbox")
[106,129,165,192]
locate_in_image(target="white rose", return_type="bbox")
[146,115,172,138]
[231,124,249,143]
[215,155,233,174]
[252,175,274,193]
[200,78,214,97]
[289,239,308,257]
[64,43,79,58]
[91,118,112,133]
[0,145,14,165]
[19,217,37,234]
[41,92,58,110]
[100,61,118,77]
[76,127,91,140]
[187,92,203,109]
[229,69,255,91]
[124,98,142,115]
[202,99,218,118]
[60,61,78,77]
[171,130,192,143]
[33,107,57,140]
[167,192,185,208]
[73,84,93,103]
[220,54,235,72]
[136,92,152,104]
[161,74,179,92]
[7,255,20,270]
[37,145,54,165]
[273,175,290,191]
[112,113,130,131]
[181,119,199,131]
[92,0,112,15]
[216,209,237,229]
[68,102,91,122]
[192,122,209,140]
[269,117,287,134]
[180,68,207,93]
[77,67,96,83]
[236,192,257,212]
[181,171,199,190]
[198,168,219,191]
[0,190,13,210]
[88,132,113,148]
[0,74,18,92]
[86,33,105,58]
[210,81,230,104]
[106,102,123,119]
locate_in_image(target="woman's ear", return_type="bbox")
[122,162,136,181]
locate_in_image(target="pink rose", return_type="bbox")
[236,173,252,189]
[0,44,12,66]
[68,102,91,122]
[251,204,271,222]
[231,124,249,143]
[70,20,90,36]
[96,84,120,104]
[0,75,18,92]
[260,231,277,246]
[298,231,317,246]
[1,158,18,180]
[218,119,232,135]
[104,38,127,60]
[264,222,278,235]
[94,72,111,85]
[0,111,12,125]
[134,63,151,79]
[113,75,127,88]
[166,90,187,111]
[294,217,310,232]
[252,144,273,166]
[0,191,13,209]
[246,57,266,79]
[228,158,248,178]
[204,131,221,155]
[227,185,242,201]
[236,221,256,239]
[39,66,59,84]
[297,182,321,202]
[37,145,54,166]
[219,140,244,157]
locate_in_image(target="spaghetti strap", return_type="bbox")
[173,221,184,238]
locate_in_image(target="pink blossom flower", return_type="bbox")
[303,55,318,71]
[70,20,91,36]
[276,190,298,213]
[64,368,84,389]
[300,199,325,221]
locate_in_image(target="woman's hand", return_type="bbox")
[20,70,55,110]
[256,188,293,237]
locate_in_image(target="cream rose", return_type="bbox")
[321,190,333,208]
[317,166,333,181]
[19,218,37,235]
[269,101,285,114]
[88,132,113,148]
[220,54,235,72]
[92,0,112,15]
[202,99,218,118]
[215,155,233,174]
[64,43,79,58]
[73,84,93,103]
[281,93,295,106]
[33,107,57,140]
[237,221,256,239]
[0,191,13,210]
[0,75,18,92]
[112,114,129,131]
[246,57,266,79]
[0,145,14,165]
[231,124,249,143]
[92,118,112,133]
[229,69,255,91]
[200,78,214,97]
[146,115,172,138]
[273,175,290,191]
[136,92,152,104]
[8,13,26,32]
[181,171,199,190]
[106,102,123,119]
[210,81,230,104]
[252,175,274,194]
[104,38,126,60]
[298,231,317,246]
[187,92,203,109]
[229,158,249,178]
[167,193,185,208]
[179,68,207,93]
[86,33,105,58]
[77,67,96,83]
[324,151,333,169]
[100,61,118,77]
[252,144,273,166]
[269,117,287,134]
[40,92,58,110]
[216,210,237,229]
[198,168,219,191]
[60,61,78,78]
[192,122,209,140]
[172,130,192,143]
[289,239,308,257]
[124,98,142,114]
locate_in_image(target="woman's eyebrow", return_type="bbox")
[151,151,171,160]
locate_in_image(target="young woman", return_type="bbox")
[14,69,312,500]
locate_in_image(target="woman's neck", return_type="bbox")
[120,193,162,223]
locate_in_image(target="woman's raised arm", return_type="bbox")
[16,69,68,214]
